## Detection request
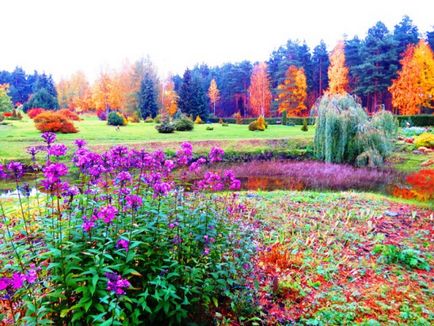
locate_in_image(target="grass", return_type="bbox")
[0,116,314,161]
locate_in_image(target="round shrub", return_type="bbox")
[222,123,229,127]
[34,111,78,133]
[414,133,434,149]
[174,115,194,131]
[156,122,175,133]
[107,111,126,126]
[128,112,141,123]
[301,118,308,132]
[28,108,46,119]
[58,109,80,121]
[97,110,107,121]
[144,116,154,123]
[154,114,162,123]
[206,126,214,131]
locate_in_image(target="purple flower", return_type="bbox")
[11,273,25,290]
[41,132,56,145]
[0,278,9,291]
[106,272,131,296]
[176,142,193,166]
[125,195,143,210]
[82,215,95,232]
[209,146,224,163]
[74,139,87,148]
[26,264,38,284]
[203,247,210,255]
[197,171,224,191]
[0,164,8,180]
[96,205,118,224]
[63,185,79,197]
[41,163,68,191]
[27,147,39,161]
[164,159,175,172]
[48,143,68,157]
[152,181,172,198]
[189,157,206,173]
[116,239,129,251]
[116,171,132,184]
[168,220,179,229]
[172,235,183,245]
[7,161,24,179]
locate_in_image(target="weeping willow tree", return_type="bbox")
[313,94,397,167]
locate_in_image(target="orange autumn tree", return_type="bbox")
[161,77,178,117]
[389,40,434,115]
[92,72,112,112]
[208,79,220,116]
[327,41,349,95]
[277,65,307,116]
[248,62,272,117]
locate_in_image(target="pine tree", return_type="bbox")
[138,73,158,119]
[312,41,329,97]
[345,37,363,93]
[178,69,208,120]
[393,16,419,60]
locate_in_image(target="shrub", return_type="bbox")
[406,169,434,201]
[144,116,154,123]
[281,110,287,125]
[22,88,59,112]
[194,115,204,124]
[28,108,46,119]
[313,94,397,167]
[34,111,78,133]
[219,118,224,124]
[97,110,107,121]
[3,112,12,118]
[222,123,229,127]
[107,111,126,126]
[233,112,243,124]
[58,109,80,121]
[174,115,194,131]
[0,113,4,122]
[257,116,267,130]
[128,112,141,123]
[414,133,434,149]
[154,114,161,123]
[249,116,266,131]
[301,118,308,132]
[156,122,175,133]
[396,115,434,127]
[373,244,430,271]
[206,126,214,131]
[5,109,23,120]
[0,138,253,324]
[402,126,427,137]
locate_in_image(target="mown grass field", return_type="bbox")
[0,116,314,161]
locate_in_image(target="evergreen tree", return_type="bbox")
[345,37,363,93]
[138,73,158,119]
[33,73,58,98]
[393,16,419,60]
[426,29,434,51]
[312,40,330,97]
[353,22,398,112]
[8,67,31,104]
[23,88,59,111]
[178,69,208,120]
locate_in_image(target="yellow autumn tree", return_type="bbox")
[277,65,307,116]
[248,62,272,117]
[208,79,220,116]
[161,78,178,117]
[389,40,434,115]
[92,72,112,112]
[327,41,349,95]
[57,71,93,112]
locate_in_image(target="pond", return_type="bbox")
[0,159,402,198]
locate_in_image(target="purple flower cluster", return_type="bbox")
[82,215,96,232]
[0,164,7,179]
[196,169,241,192]
[41,163,69,192]
[116,239,129,251]
[48,143,68,157]
[209,146,225,163]
[7,161,24,179]
[41,132,56,146]
[176,142,193,166]
[105,272,131,296]
[96,205,118,224]
[125,194,143,210]
[0,265,38,291]
[189,157,206,173]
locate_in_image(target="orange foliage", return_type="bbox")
[248,62,272,117]
[57,109,80,121]
[161,78,178,117]
[34,112,78,133]
[389,40,434,115]
[57,71,93,112]
[208,79,220,115]
[277,65,307,116]
[27,108,46,119]
[233,111,243,124]
[406,169,434,201]
[327,41,349,95]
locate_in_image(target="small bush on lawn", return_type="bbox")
[144,116,154,123]
[128,112,141,123]
[154,114,161,123]
[156,122,175,133]
[174,115,194,131]
[194,115,204,124]
[234,111,243,124]
[97,110,107,121]
[0,136,253,324]
[414,133,434,149]
[5,108,23,120]
[34,111,78,133]
[222,123,229,127]
[249,116,267,131]
[206,126,214,130]
[28,108,46,119]
[281,111,287,125]
[402,126,427,137]
[108,111,127,126]
[58,109,80,121]
[301,118,308,132]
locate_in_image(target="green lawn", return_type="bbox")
[0,116,314,161]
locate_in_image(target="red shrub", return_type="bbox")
[3,112,12,117]
[34,112,78,134]
[27,108,47,119]
[58,109,80,121]
[406,169,434,201]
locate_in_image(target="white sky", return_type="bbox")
[1,0,432,82]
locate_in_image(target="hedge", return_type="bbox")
[395,115,434,127]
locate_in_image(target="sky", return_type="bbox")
[1,0,432,82]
